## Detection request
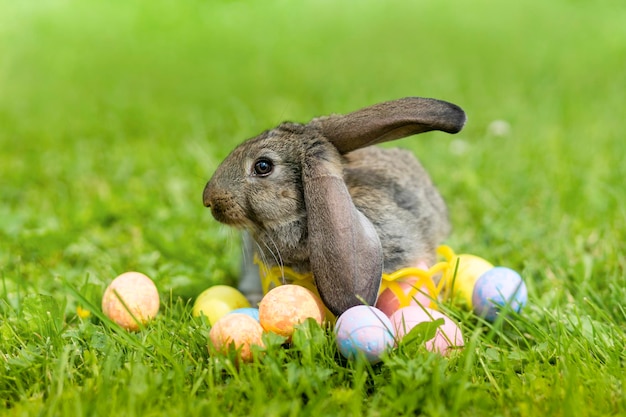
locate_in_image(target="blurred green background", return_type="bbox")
[1,0,624,307]
[1,1,625,415]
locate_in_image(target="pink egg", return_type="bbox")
[209,313,265,362]
[376,276,434,317]
[390,306,464,356]
[102,271,160,331]
[259,285,326,339]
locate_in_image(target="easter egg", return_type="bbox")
[102,271,160,331]
[192,285,251,325]
[376,276,434,317]
[209,313,265,362]
[472,267,527,322]
[334,305,395,364]
[258,285,325,338]
[443,254,493,308]
[390,306,464,355]
[229,307,260,322]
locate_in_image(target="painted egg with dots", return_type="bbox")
[209,313,265,362]
[102,271,160,331]
[228,307,260,322]
[334,305,395,364]
[258,285,326,339]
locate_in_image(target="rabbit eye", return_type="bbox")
[253,158,274,176]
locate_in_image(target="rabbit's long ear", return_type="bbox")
[303,146,383,316]
[310,97,466,154]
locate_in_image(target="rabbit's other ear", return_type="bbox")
[303,147,383,316]
[311,97,466,154]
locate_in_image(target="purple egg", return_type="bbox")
[472,267,527,322]
[334,305,395,364]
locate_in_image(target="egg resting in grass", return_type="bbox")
[442,254,493,309]
[334,305,395,364]
[258,285,325,338]
[390,306,464,356]
[228,307,260,322]
[209,313,264,362]
[192,285,251,325]
[376,275,434,317]
[472,267,527,322]
[102,271,160,331]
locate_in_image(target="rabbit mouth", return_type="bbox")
[207,200,251,228]
[210,209,250,228]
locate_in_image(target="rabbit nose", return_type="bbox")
[202,183,213,208]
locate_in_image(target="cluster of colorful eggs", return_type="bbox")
[335,304,464,364]
[98,276,461,364]
[195,284,326,362]
[374,247,528,323]
[436,247,528,322]
[98,247,527,364]
[192,283,466,364]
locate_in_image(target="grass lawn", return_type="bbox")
[1,0,625,415]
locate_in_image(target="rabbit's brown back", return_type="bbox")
[344,147,450,271]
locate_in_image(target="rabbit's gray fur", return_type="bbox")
[203,97,465,314]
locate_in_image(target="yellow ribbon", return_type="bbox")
[256,245,459,316]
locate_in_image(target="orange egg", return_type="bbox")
[102,271,160,331]
[209,313,265,362]
[258,285,325,339]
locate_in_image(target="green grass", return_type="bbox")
[1,0,625,415]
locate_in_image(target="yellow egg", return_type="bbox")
[192,285,251,325]
[102,271,160,331]
[209,313,265,362]
[258,284,326,339]
[442,254,493,308]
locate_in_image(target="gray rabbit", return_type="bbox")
[203,97,466,316]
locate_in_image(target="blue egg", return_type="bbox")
[471,267,527,322]
[334,305,395,364]
[228,307,260,322]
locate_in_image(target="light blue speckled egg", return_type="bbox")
[228,307,260,322]
[334,305,395,364]
[472,267,527,322]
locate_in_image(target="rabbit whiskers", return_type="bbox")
[252,231,287,285]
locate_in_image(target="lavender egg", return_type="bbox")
[472,267,528,321]
[334,305,395,364]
